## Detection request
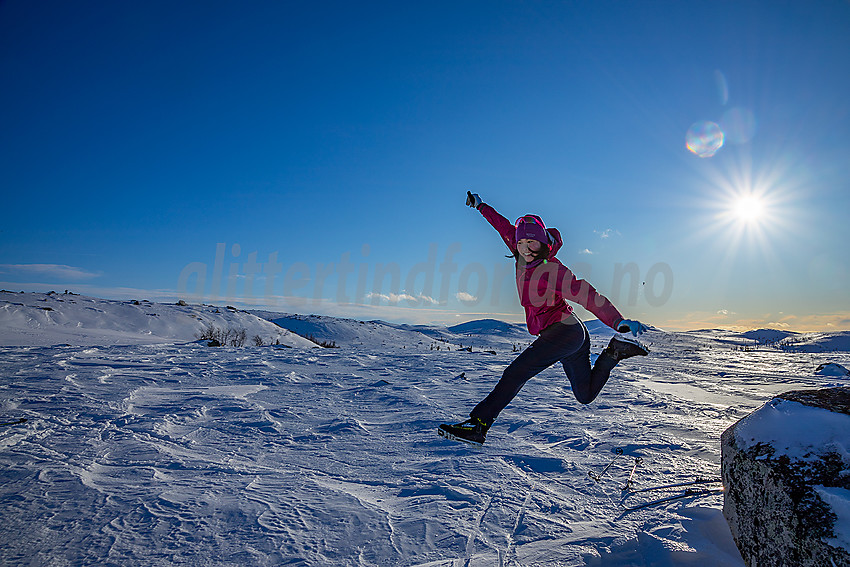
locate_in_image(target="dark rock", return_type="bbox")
[722,387,850,566]
[779,386,850,415]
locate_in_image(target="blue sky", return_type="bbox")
[1,1,848,331]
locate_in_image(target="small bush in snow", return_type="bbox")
[198,324,248,347]
[305,333,338,348]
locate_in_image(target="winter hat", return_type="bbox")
[515,214,549,245]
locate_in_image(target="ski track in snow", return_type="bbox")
[0,332,846,566]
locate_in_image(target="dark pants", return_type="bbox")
[470,314,617,424]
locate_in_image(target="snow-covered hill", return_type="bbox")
[250,311,467,350]
[787,331,850,353]
[670,327,850,354]
[254,312,612,353]
[719,327,850,353]
[444,318,536,349]
[0,291,314,348]
[251,311,534,352]
[740,328,797,343]
[447,318,528,337]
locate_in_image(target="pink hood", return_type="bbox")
[478,203,623,335]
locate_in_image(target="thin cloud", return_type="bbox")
[0,264,101,280]
[594,228,620,239]
[365,292,439,305]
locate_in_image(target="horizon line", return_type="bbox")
[2,286,847,335]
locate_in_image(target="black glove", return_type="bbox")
[466,191,482,208]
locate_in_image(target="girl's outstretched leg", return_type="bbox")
[560,328,597,404]
[565,335,648,404]
[470,318,587,425]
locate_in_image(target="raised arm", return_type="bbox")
[466,192,515,252]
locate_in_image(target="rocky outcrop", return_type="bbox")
[721,386,850,567]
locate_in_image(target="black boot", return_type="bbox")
[438,417,491,444]
[604,335,649,362]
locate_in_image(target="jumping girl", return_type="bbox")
[438,192,649,444]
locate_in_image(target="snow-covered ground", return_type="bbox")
[1,293,848,566]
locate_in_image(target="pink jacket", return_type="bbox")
[478,203,624,335]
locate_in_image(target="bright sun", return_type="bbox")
[731,195,764,224]
[696,160,798,262]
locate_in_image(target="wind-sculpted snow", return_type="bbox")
[0,330,847,565]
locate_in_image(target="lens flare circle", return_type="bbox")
[686,121,724,158]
